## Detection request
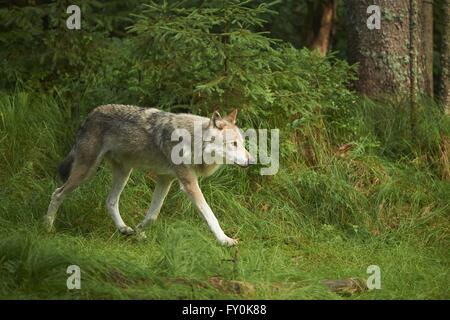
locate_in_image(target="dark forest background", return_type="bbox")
[1,0,449,106]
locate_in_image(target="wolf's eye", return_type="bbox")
[232,141,238,147]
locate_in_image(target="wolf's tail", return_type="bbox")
[58,149,75,182]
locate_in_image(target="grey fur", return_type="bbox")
[44,104,250,246]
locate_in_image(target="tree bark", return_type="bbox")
[440,0,450,113]
[346,1,411,97]
[419,0,434,96]
[311,0,335,56]
[345,0,430,99]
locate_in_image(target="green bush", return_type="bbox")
[0,0,449,299]
[126,1,357,123]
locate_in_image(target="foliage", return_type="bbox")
[0,0,141,104]
[0,1,357,124]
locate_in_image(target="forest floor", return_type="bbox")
[0,92,449,299]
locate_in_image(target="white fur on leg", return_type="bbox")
[196,198,238,246]
[135,178,173,240]
[137,179,172,227]
[106,167,133,234]
[44,187,65,232]
[182,180,238,246]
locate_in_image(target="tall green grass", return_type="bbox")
[0,91,449,299]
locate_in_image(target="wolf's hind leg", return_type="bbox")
[106,163,133,235]
[44,186,66,232]
[45,161,98,232]
[135,175,173,234]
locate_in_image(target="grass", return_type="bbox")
[0,91,449,299]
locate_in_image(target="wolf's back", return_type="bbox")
[56,104,208,182]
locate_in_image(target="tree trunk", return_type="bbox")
[311,0,335,56]
[419,0,434,96]
[345,0,429,99]
[346,1,411,97]
[440,0,450,113]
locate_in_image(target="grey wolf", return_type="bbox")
[44,104,252,246]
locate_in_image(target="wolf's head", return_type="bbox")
[203,109,254,167]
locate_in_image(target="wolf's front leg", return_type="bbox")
[135,176,174,238]
[179,177,238,246]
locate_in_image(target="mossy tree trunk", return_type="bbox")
[440,0,450,113]
[345,1,430,99]
[419,0,434,97]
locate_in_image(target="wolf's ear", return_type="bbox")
[209,110,225,129]
[224,109,238,124]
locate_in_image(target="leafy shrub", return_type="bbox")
[127,1,357,125]
[0,1,140,102]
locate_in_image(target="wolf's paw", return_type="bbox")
[219,236,239,246]
[119,226,135,236]
[43,216,55,233]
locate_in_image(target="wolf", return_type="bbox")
[44,104,253,246]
